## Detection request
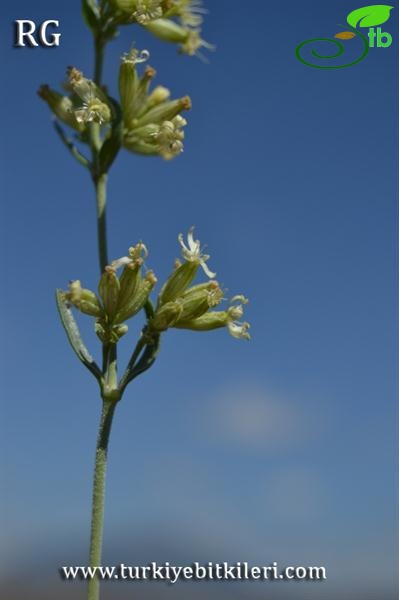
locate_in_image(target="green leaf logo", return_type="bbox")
[347,5,394,28]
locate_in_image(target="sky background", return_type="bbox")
[1,1,398,599]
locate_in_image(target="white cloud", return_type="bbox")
[206,383,323,452]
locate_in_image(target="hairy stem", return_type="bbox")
[87,399,117,600]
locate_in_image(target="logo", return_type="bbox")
[296,4,394,69]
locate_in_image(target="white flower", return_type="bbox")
[156,116,187,159]
[68,68,110,124]
[121,47,150,65]
[178,226,216,278]
[180,29,215,59]
[74,94,110,124]
[111,243,148,270]
[227,320,251,340]
[227,296,250,340]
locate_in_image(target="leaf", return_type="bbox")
[347,5,393,28]
[335,31,357,39]
[81,0,100,32]
[55,290,103,382]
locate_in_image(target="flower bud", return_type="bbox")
[110,323,129,343]
[176,281,223,322]
[135,96,191,127]
[175,295,251,340]
[175,310,228,331]
[117,258,143,312]
[38,85,85,132]
[147,85,170,107]
[158,260,199,306]
[116,271,157,322]
[133,65,157,118]
[119,50,152,125]
[144,18,214,57]
[144,18,188,43]
[150,300,183,332]
[119,59,139,126]
[95,320,107,343]
[65,280,103,317]
[98,267,120,320]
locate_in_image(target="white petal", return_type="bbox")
[200,260,216,279]
[111,256,132,270]
[187,227,200,254]
[178,232,190,254]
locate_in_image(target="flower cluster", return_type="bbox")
[38,52,191,160]
[109,0,212,57]
[64,243,156,343]
[64,229,250,343]
[120,49,191,159]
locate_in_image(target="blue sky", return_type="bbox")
[1,1,397,599]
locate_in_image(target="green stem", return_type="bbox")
[94,36,105,87]
[87,399,117,600]
[87,29,116,600]
[95,173,109,272]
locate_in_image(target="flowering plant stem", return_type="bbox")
[88,399,116,600]
[39,5,249,599]
[88,36,116,600]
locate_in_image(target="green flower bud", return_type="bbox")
[38,85,85,132]
[176,280,223,322]
[175,310,228,331]
[64,280,103,317]
[175,296,251,340]
[119,60,138,126]
[95,320,107,342]
[150,300,183,332]
[117,258,143,312]
[132,65,157,119]
[144,18,188,43]
[119,49,151,126]
[110,323,129,343]
[98,267,120,320]
[116,271,157,322]
[135,96,191,127]
[123,137,160,156]
[144,18,214,57]
[158,260,199,306]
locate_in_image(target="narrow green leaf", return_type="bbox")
[56,290,102,381]
[347,5,393,28]
[81,0,100,31]
[53,121,90,169]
